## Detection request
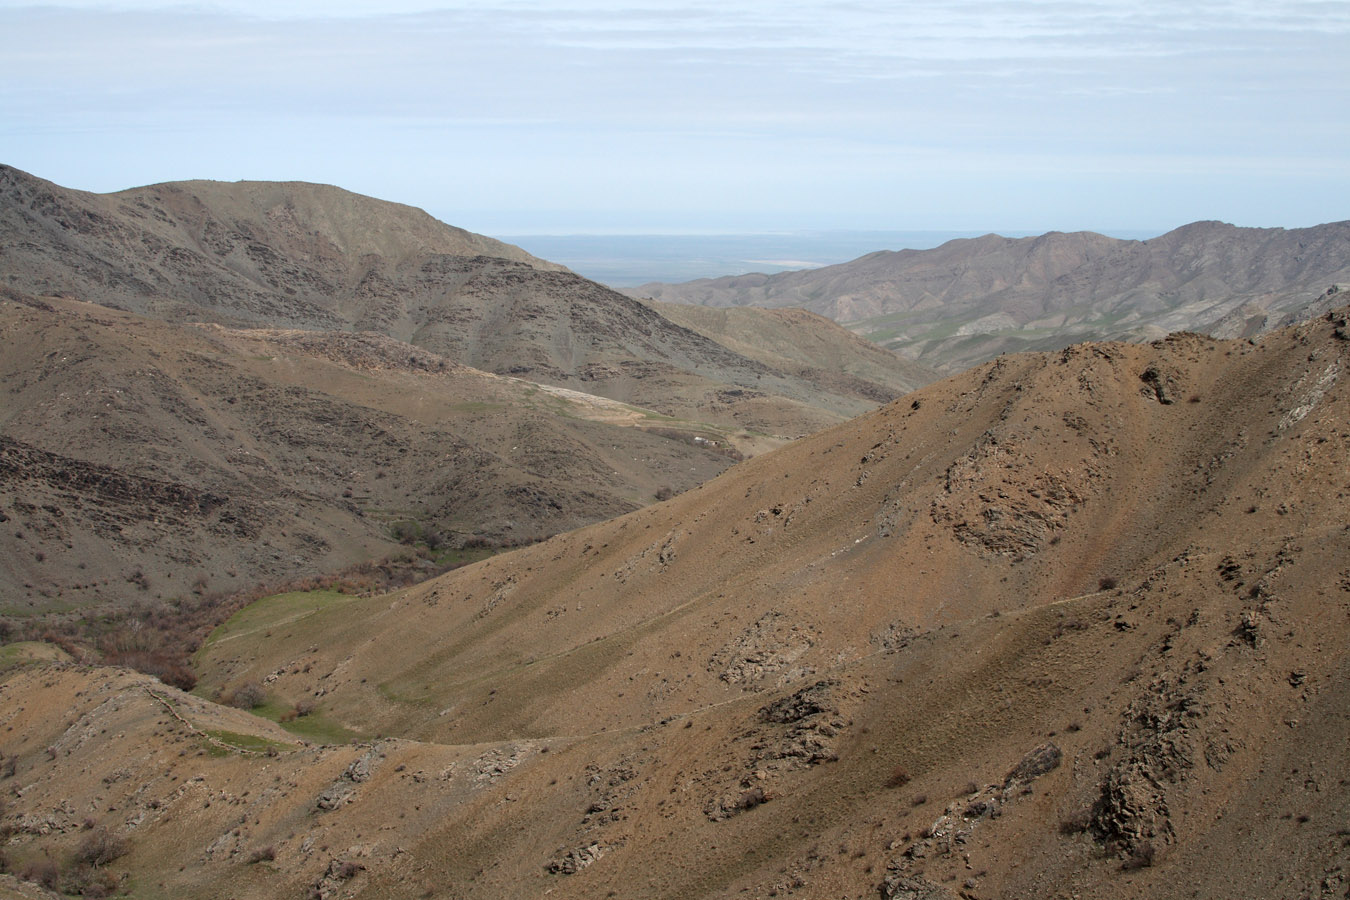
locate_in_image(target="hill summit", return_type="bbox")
[0,165,934,433]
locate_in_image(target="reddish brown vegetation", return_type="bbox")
[0,546,498,691]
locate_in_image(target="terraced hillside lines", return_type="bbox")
[4,310,1350,900]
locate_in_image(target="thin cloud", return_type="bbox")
[0,1,1345,231]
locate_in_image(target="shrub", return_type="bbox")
[654,485,675,502]
[886,766,911,788]
[247,846,276,864]
[60,864,116,898]
[1122,841,1156,870]
[1059,808,1093,834]
[736,787,767,811]
[1098,576,1118,591]
[335,860,364,879]
[20,858,59,889]
[389,521,419,545]
[76,826,129,868]
[229,682,266,710]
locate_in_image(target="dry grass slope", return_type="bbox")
[3,310,1348,898]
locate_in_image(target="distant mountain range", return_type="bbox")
[630,221,1350,372]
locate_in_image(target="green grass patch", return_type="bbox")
[246,697,363,744]
[376,679,438,707]
[278,711,362,744]
[197,590,354,651]
[430,546,497,567]
[0,641,72,669]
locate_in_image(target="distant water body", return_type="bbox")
[494,230,1159,289]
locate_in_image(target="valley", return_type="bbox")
[2,306,1348,899]
[1,168,1348,900]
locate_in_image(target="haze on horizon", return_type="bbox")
[2,0,1346,237]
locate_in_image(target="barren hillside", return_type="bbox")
[631,221,1350,372]
[0,290,739,614]
[650,301,937,416]
[3,310,1347,899]
[0,166,933,436]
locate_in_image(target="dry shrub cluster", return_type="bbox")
[223,681,266,710]
[0,545,500,691]
[75,827,129,868]
[9,826,127,897]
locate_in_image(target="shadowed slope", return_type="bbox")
[0,290,738,613]
[0,166,933,438]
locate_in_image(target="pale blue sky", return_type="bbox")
[2,1,1346,234]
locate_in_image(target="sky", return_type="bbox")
[2,1,1347,235]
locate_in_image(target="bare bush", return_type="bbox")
[20,858,59,889]
[736,787,767,811]
[335,860,364,879]
[76,826,129,868]
[1122,841,1156,870]
[229,682,266,710]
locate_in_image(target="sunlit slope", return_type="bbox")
[5,310,1347,900]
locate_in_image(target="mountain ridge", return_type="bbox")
[4,308,1346,899]
[629,219,1350,372]
[0,165,934,434]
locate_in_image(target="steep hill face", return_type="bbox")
[5,310,1347,899]
[631,221,1350,372]
[0,290,737,614]
[0,166,933,437]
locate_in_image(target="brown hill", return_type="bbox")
[0,166,932,438]
[0,289,740,615]
[631,221,1350,372]
[649,301,937,418]
[4,309,1347,899]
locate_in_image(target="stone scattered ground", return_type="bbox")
[3,309,1349,899]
